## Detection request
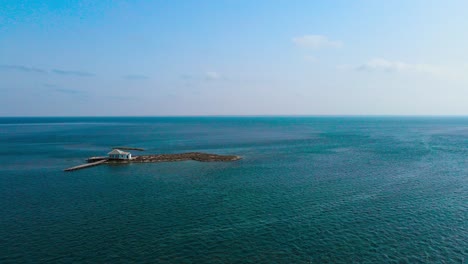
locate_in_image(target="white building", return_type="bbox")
[108,149,132,160]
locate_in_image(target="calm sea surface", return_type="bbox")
[0,117,466,263]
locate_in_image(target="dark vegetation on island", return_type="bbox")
[107,152,241,163]
[111,146,145,151]
[65,152,241,171]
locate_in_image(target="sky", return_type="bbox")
[1,0,468,116]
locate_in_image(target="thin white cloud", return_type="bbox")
[0,64,46,73]
[293,35,342,49]
[123,74,148,80]
[180,71,226,82]
[52,69,95,77]
[204,71,221,80]
[338,58,468,82]
[348,58,442,74]
[304,55,317,62]
[0,65,96,77]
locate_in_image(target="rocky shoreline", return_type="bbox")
[105,152,241,164]
[66,152,241,172]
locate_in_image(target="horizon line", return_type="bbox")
[1,114,468,118]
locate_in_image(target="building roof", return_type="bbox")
[108,149,130,155]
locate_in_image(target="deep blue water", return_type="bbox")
[0,117,467,263]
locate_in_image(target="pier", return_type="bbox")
[64,159,108,172]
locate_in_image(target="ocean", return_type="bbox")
[0,117,466,263]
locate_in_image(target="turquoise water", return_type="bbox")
[0,117,467,263]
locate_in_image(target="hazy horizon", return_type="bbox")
[2,114,468,118]
[2,1,468,116]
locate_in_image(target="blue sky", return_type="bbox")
[1,0,467,116]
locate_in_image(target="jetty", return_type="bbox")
[64,159,108,172]
[64,149,241,172]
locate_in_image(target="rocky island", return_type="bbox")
[65,150,241,172]
[107,152,241,163]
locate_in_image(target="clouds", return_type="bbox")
[53,88,86,95]
[293,35,341,62]
[1,64,157,82]
[291,34,455,78]
[340,58,444,75]
[52,69,95,77]
[0,65,46,73]
[1,64,154,81]
[292,35,342,49]
[289,32,466,83]
[44,83,84,94]
[180,71,224,82]
[0,64,95,77]
[204,71,221,80]
[42,83,88,100]
[123,74,149,80]
[292,35,446,76]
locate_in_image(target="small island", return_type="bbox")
[64,148,241,172]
